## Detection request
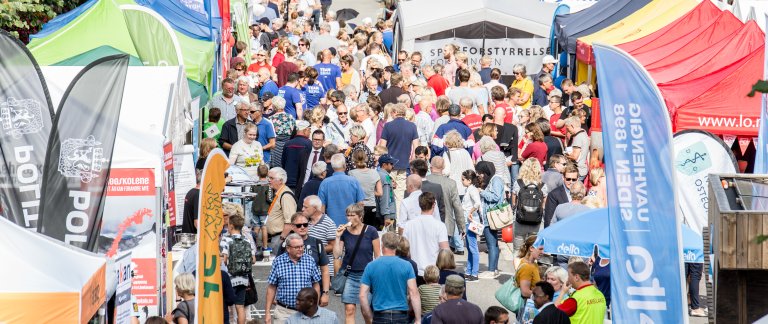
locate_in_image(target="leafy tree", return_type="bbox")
[0,0,87,43]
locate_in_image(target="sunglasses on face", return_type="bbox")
[565,177,578,182]
[337,112,348,115]
[250,110,260,113]
[293,223,309,228]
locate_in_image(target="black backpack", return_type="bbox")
[251,183,273,216]
[516,179,544,225]
[227,236,253,277]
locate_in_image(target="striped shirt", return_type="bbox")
[308,214,337,274]
[419,284,442,313]
[267,253,321,308]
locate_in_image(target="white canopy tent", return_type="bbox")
[393,0,558,76]
[0,217,107,323]
[732,0,768,28]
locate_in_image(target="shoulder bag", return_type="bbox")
[495,262,525,312]
[331,225,367,293]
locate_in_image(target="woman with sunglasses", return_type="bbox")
[276,213,331,307]
[510,63,534,109]
[248,49,274,76]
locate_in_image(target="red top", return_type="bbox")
[496,102,514,124]
[271,52,285,67]
[521,141,547,167]
[275,61,298,87]
[557,283,594,316]
[248,62,272,74]
[427,74,449,97]
[462,114,483,131]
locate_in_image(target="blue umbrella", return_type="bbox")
[534,208,703,263]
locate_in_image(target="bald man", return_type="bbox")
[398,174,440,232]
[426,156,466,253]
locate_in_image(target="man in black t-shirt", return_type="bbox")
[180,171,201,234]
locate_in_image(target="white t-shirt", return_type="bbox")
[360,118,376,150]
[402,215,448,275]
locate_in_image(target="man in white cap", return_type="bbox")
[282,120,313,196]
[533,54,558,88]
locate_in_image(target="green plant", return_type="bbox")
[0,0,87,43]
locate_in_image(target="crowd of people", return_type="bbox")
[166,1,687,323]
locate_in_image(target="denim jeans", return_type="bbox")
[465,224,480,276]
[686,263,703,309]
[451,225,465,252]
[483,227,500,272]
[510,163,520,186]
[372,311,409,324]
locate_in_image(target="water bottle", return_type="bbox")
[525,307,536,324]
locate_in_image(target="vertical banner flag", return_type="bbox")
[196,149,228,323]
[38,55,129,251]
[114,251,134,324]
[0,30,55,229]
[593,44,686,323]
[756,14,768,174]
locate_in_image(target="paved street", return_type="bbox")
[244,238,708,323]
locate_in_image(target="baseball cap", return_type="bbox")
[542,55,558,65]
[260,92,275,103]
[378,154,399,165]
[448,104,461,116]
[296,120,311,130]
[258,17,270,26]
[445,275,464,289]
[328,47,337,57]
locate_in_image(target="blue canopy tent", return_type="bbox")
[534,208,704,263]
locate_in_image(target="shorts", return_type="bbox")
[234,285,247,305]
[341,270,364,304]
[249,215,268,228]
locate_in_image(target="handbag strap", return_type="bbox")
[344,225,367,270]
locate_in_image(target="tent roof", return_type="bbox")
[648,21,764,84]
[28,0,214,84]
[633,11,743,68]
[54,45,144,66]
[554,0,651,54]
[618,0,722,54]
[0,217,105,292]
[397,0,557,40]
[136,0,214,41]
[42,66,191,183]
[733,0,768,26]
[669,47,764,136]
[576,0,698,65]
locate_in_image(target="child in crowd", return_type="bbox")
[251,164,272,252]
[419,265,442,314]
[376,153,397,230]
[462,170,481,282]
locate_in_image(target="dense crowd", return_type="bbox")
[163,1,705,324]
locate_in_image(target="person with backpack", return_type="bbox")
[276,213,331,306]
[476,161,505,280]
[512,158,550,253]
[222,212,255,324]
[251,164,273,253]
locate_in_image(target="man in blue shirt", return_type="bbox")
[360,232,420,324]
[249,104,276,164]
[317,153,366,225]
[258,68,278,97]
[314,49,341,92]
[432,104,472,156]
[277,72,304,119]
[379,103,419,216]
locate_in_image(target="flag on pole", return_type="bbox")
[37,55,129,251]
[196,149,228,323]
[755,14,768,174]
[593,43,687,323]
[0,30,55,229]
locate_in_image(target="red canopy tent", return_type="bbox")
[637,11,743,68]
[619,0,721,54]
[648,21,763,83]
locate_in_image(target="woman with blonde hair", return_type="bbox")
[469,72,489,114]
[271,38,290,67]
[308,106,328,135]
[479,137,511,187]
[512,158,549,250]
[472,123,499,161]
[196,138,218,171]
[228,123,264,178]
[442,130,474,195]
[166,273,196,323]
[544,266,570,305]
[344,125,374,171]
[587,167,607,207]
